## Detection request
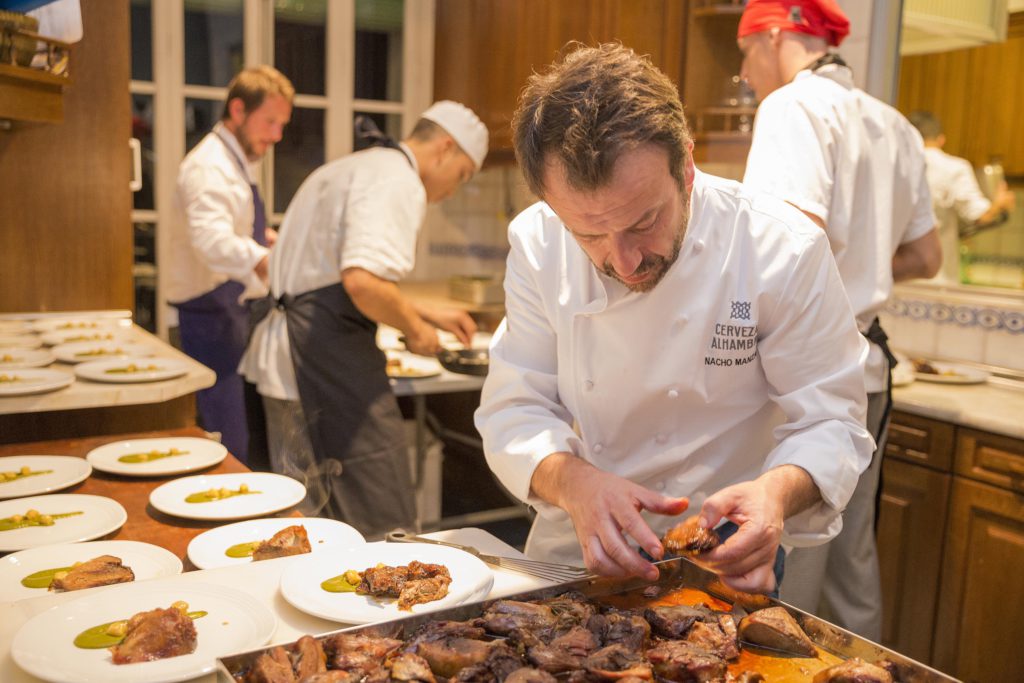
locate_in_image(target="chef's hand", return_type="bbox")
[264,227,278,247]
[254,254,269,283]
[421,307,477,346]
[694,465,819,594]
[404,319,443,356]
[531,453,689,581]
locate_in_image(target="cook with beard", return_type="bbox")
[474,44,873,594]
[166,66,294,465]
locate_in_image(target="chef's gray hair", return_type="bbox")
[513,42,692,198]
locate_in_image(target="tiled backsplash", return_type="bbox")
[881,284,1024,372]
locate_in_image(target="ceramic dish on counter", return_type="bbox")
[0,334,43,349]
[41,329,134,347]
[911,359,990,385]
[11,580,276,683]
[385,351,442,379]
[0,368,75,396]
[85,437,227,477]
[0,455,92,499]
[0,347,55,369]
[0,493,128,552]
[53,340,154,364]
[29,317,132,333]
[74,356,190,384]
[149,472,306,521]
[0,539,183,602]
[279,542,494,624]
[187,517,365,569]
[0,320,33,334]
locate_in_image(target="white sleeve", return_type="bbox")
[177,165,267,280]
[951,158,992,224]
[474,217,583,509]
[744,98,834,224]
[756,226,874,546]
[340,176,425,281]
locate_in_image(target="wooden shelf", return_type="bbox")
[692,2,745,17]
[0,62,70,124]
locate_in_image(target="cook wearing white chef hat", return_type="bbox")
[420,100,490,171]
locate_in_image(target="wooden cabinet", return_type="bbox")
[434,0,687,159]
[878,410,1024,680]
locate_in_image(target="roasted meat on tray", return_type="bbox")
[253,525,312,561]
[812,657,894,682]
[662,517,721,556]
[109,604,197,664]
[737,606,817,657]
[49,554,135,592]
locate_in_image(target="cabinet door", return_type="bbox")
[884,410,955,472]
[932,477,1024,681]
[876,458,951,665]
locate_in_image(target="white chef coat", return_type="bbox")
[743,64,936,393]
[239,144,426,400]
[475,170,874,566]
[166,123,269,304]
[922,146,991,283]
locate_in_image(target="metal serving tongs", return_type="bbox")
[385,530,593,583]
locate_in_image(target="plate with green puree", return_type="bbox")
[149,472,306,521]
[0,455,92,499]
[0,493,127,552]
[86,437,227,477]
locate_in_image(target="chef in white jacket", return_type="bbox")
[474,43,874,593]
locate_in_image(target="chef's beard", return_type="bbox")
[234,118,264,162]
[602,191,689,293]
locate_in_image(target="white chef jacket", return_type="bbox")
[922,147,991,283]
[166,123,269,304]
[239,144,426,400]
[475,170,874,566]
[743,64,936,393]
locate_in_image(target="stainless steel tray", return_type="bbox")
[216,556,959,682]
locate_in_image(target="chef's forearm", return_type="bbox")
[341,267,426,334]
[529,451,588,509]
[892,228,941,281]
[757,464,822,519]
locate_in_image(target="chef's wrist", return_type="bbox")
[530,451,586,509]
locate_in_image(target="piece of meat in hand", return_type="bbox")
[109,605,197,664]
[662,517,720,556]
[812,658,893,682]
[49,555,135,592]
[253,525,312,561]
[737,606,817,657]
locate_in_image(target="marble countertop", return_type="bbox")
[893,377,1024,440]
[0,325,214,416]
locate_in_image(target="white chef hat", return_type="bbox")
[420,100,489,170]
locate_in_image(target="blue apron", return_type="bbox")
[174,131,267,464]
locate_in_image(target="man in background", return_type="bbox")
[738,0,941,639]
[909,110,1016,283]
[166,66,293,465]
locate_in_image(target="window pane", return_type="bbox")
[274,107,325,213]
[130,0,152,82]
[185,98,222,153]
[355,0,403,101]
[353,111,402,153]
[275,0,326,96]
[133,223,157,333]
[132,94,155,211]
[184,0,243,87]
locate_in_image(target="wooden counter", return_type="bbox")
[0,427,278,567]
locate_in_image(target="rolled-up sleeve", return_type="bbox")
[475,216,582,508]
[757,228,874,546]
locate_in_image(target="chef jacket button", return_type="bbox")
[655,433,667,444]
[593,443,604,455]
[655,481,666,491]
[693,239,705,253]
[667,388,680,399]
[583,380,594,391]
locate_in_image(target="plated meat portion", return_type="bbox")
[50,554,135,592]
[662,518,720,556]
[737,606,817,657]
[253,525,312,561]
[109,605,197,664]
[358,561,452,611]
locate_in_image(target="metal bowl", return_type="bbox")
[437,348,489,376]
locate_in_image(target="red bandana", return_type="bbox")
[738,0,851,47]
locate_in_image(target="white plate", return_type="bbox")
[86,437,227,478]
[279,542,494,624]
[149,472,306,521]
[386,351,443,379]
[29,317,132,333]
[0,540,183,602]
[0,494,127,552]
[11,580,276,683]
[0,334,43,349]
[53,340,154,364]
[0,455,92,499]
[0,320,32,334]
[0,347,55,369]
[913,361,990,385]
[75,357,190,383]
[187,517,366,569]
[0,368,75,396]
[41,329,134,347]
